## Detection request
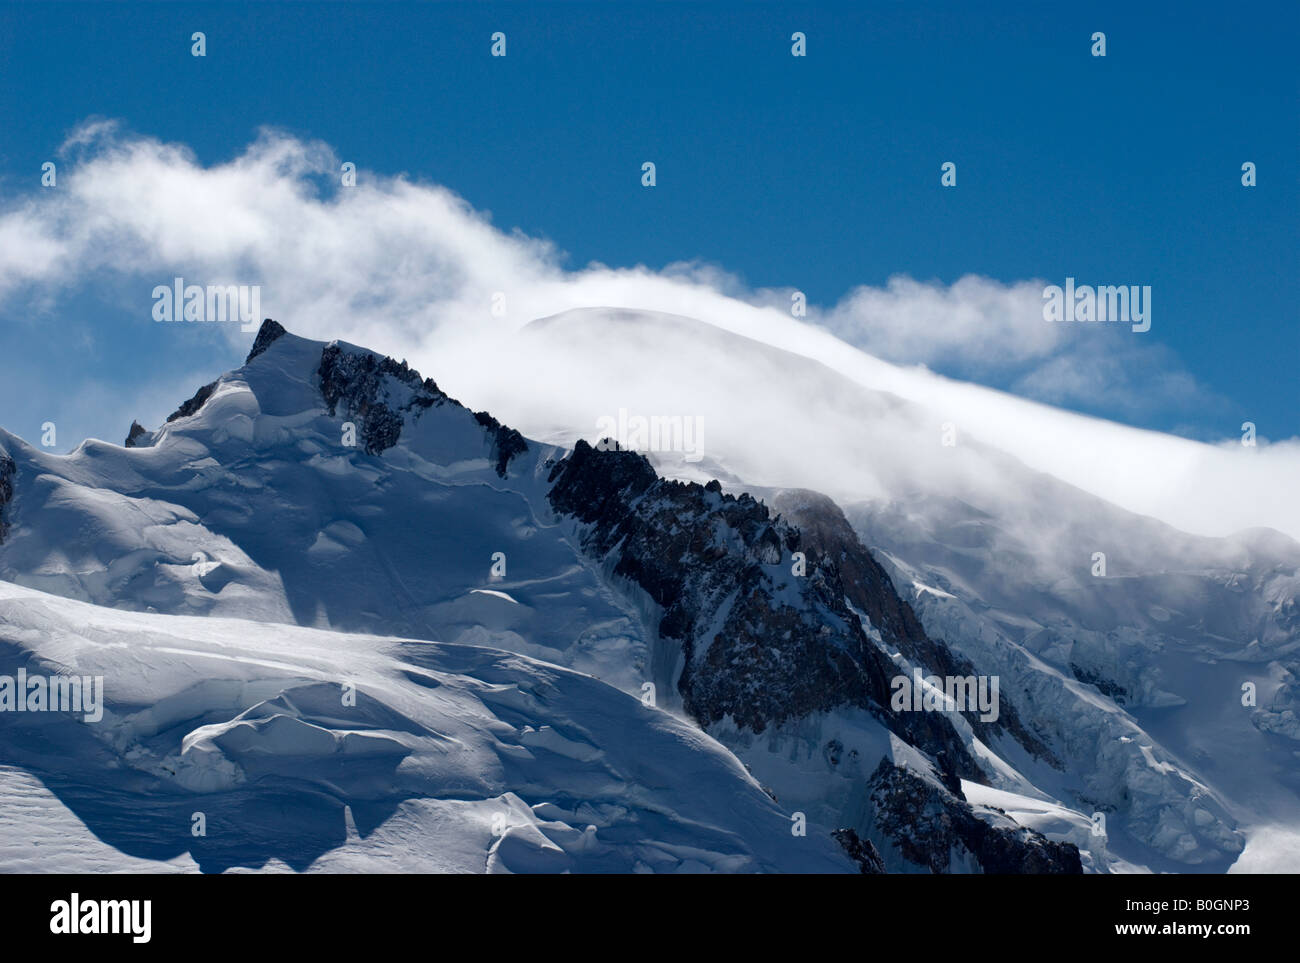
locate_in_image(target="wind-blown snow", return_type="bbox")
[0,320,1293,872]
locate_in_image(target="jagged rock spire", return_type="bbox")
[124,420,148,448]
[245,318,287,364]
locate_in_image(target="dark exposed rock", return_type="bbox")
[774,489,1058,765]
[316,342,527,475]
[166,381,218,424]
[473,411,529,479]
[124,421,148,448]
[866,758,1082,874]
[546,439,981,793]
[245,318,286,364]
[318,343,435,455]
[833,828,886,874]
[1070,662,1129,705]
[0,453,14,544]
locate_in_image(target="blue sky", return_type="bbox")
[0,0,1295,451]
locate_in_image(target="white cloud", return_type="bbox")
[0,122,1296,542]
[826,273,1059,368]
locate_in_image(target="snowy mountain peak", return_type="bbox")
[245,317,287,364]
[0,318,1289,873]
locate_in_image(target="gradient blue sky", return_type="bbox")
[0,0,1295,450]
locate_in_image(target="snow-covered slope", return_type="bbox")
[849,493,1300,870]
[1,315,1291,872]
[0,320,1077,873]
[425,308,1300,871]
[0,323,650,692]
[0,578,851,873]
